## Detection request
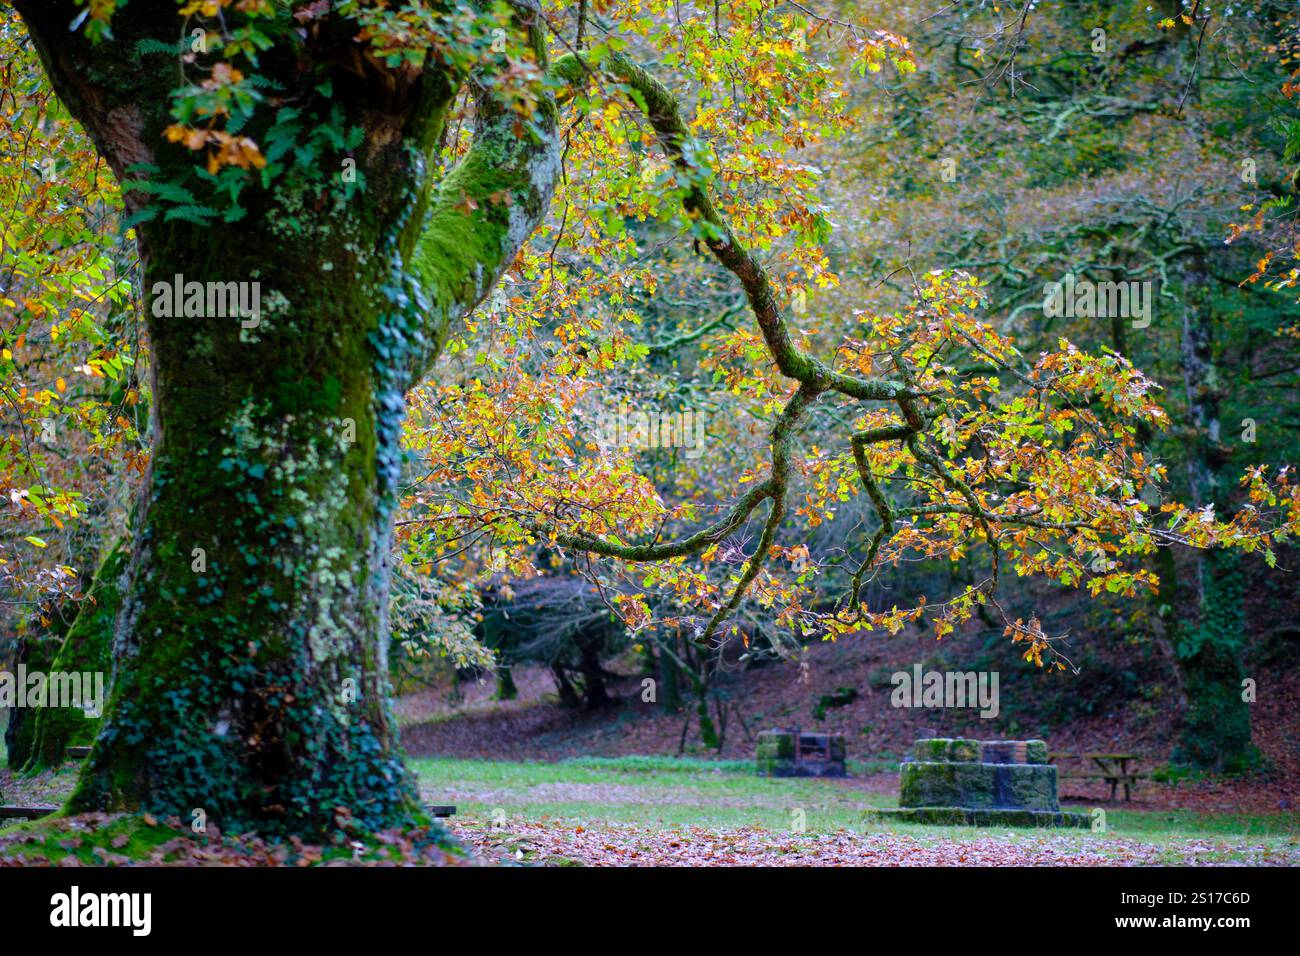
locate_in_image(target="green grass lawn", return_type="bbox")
[5,752,1296,864]
[411,755,1300,860]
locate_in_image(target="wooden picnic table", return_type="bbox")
[1049,751,1146,801]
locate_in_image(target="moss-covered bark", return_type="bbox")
[62,204,431,832]
[24,543,127,772]
[1173,548,1258,772]
[15,0,559,837]
[1172,258,1259,773]
[493,666,518,702]
[4,635,52,769]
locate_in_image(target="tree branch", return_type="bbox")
[408,0,562,385]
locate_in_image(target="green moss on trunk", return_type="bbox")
[4,635,56,769]
[1174,549,1260,773]
[24,544,128,772]
[14,0,559,839]
[66,201,429,836]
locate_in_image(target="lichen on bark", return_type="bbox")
[13,0,562,837]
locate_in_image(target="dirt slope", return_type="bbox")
[399,626,1300,814]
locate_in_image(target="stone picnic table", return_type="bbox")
[864,737,1091,828]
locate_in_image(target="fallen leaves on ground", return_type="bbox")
[452,819,1300,867]
[0,813,470,867]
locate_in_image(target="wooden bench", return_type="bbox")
[1050,752,1147,801]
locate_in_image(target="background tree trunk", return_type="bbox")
[1172,257,1258,772]
[24,542,127,772]
[4,547,96,769]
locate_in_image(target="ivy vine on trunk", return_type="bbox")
[14,0,558,836]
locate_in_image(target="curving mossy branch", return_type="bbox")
[552,50,913,403]
[532,45,1156,649]
[538,49,1014,642]
[408,0,561,388]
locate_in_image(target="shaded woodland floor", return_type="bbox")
[397,626,1300,815]
[4,624,1297,866]
[417,757,1298,866]
[5,754,1295,866]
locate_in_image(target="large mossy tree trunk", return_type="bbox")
[16,0,558,835]
[67,211,424,831]
[1174,549,1255,771]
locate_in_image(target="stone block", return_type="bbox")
[865,807,1091,828]
[756,730,796,759]
[909,737,980,763]
[756,730,846,777]
[884,737,1072,827]
[899,760,1059,812]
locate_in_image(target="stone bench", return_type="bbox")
[756,729,847,777]
[0,805,59,821]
